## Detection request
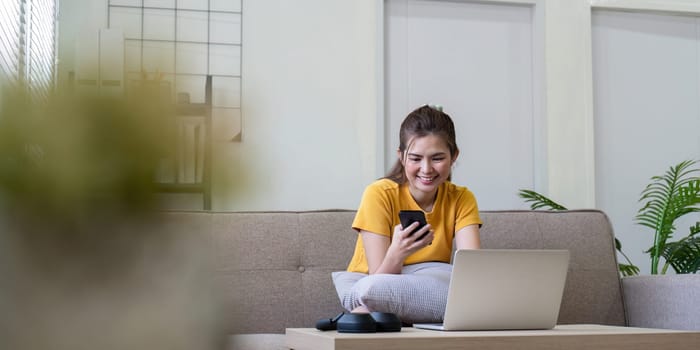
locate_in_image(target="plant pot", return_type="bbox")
[622,274,700,330]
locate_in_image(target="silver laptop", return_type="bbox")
[413,249,570,331]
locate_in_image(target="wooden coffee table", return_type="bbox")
[286,324,700,350]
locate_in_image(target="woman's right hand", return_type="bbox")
[361,223,433,274]
[387,222,434,259]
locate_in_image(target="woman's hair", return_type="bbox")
[384,105,459,184]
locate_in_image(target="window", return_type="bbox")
[0,0,58,99]
[108,0,242,140]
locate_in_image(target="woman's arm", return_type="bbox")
[454,224,481,250]
[361,222,433,274]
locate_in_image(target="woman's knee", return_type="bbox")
[346,275,396,310]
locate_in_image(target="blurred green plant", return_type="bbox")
[0,83,174,225]
[518,189,640,276]
[0,81,224,350]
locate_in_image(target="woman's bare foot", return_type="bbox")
[351,305,370,313]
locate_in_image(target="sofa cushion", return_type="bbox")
[622,274,700,330]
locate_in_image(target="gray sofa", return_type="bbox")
[161,209,641,350]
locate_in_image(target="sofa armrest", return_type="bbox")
[622,275,700,330]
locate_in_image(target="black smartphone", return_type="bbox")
[399,210,428,239]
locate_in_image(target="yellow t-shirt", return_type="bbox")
[347,178,482,273]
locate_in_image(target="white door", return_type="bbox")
[384,0,542,210]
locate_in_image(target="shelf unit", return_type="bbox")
[154,75,212,210]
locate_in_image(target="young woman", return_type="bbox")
[334,105,481,324]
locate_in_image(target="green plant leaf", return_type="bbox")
[691,222,700,236]
[517,189,568,211]
[618,263,640,277]
[663,235,700,274]
[636,160,700,274]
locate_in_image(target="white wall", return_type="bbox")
[58,0,596,213]
[545,0,596,208]
[57,0,380,211]
[56,0,700,274]
[56,0,107,89]
[214,0,379,211]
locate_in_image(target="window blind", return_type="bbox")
[0,0,57,97]
[0,0,22,82]
[25,0,57,99]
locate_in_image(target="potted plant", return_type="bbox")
[623,160,700,330]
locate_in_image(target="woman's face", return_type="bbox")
[401,134,457,200]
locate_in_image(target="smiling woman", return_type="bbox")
[332,105,482,325]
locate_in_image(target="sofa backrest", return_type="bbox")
[208,210,358,334]
[162,209,626,334]
[479,210,626,327]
